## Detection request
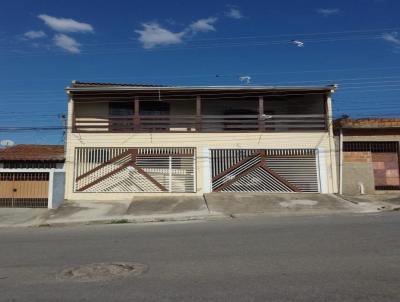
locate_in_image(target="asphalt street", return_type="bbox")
[0,213,399,301]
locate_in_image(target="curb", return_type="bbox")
[38,213,228,228]
[1,205,398,229]
[335,194,360,204]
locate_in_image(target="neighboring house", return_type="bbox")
[64,81,338,200]
[0,145,65,208]
[335,118,400,195]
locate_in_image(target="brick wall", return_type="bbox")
[344,151,399,186]
[343,151,372,163]
[372,153,400,186]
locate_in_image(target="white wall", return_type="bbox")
[64,131,338,200]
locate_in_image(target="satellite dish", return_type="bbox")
[0,140,15,147]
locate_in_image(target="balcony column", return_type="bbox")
[134,96,140,131]
[196,96,202,132]
[70,97,76,133]
[324,94,331,131]
[258,96,265,131]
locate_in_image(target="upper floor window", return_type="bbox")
[140,101,170,116]
[110,102,133,116]
[109,101,170,116]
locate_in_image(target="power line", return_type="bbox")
[0,31,389,58]
[1,89,400,107]
[0,26,394,53]
[2,26,397,51]
[5,76,400,96]
[3,66,400,84]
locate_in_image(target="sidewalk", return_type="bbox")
[339,194,400,211]
[204,193,391,216]
[0,194,398,228]
[46,196,211,226]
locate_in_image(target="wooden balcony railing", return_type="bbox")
[72,114,327,133]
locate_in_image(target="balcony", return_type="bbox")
[71,88,330,133]
[73,114,327,133]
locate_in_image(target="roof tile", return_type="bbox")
[335,118,400,129]
[0,144,65,161]
[71,81,164,88]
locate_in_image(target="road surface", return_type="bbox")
[1,213,399,301]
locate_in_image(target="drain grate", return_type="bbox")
[58,262,148,282]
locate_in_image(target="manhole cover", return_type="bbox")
[58,262,148,282]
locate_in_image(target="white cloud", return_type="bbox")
[135,16,218,49]
[316,8,340,16]
[38,14,93,33]
[382,32,400,45]
[225,7,243,19]
[53,34,81,53]
[24,30,46,39]
[189,17,217,33]
[135,23,184,49]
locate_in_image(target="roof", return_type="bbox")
[335,118,400,129]
[66,81,337,93]
[70,81,163,88]
[0,144,65,161]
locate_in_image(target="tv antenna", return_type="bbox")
[239,75,251,84]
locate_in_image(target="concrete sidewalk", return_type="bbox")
[0,194,397,228]
[204,193,394,216]
[45,196,210,226]
[340,194,400,211]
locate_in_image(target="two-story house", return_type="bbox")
[64,81,338,201]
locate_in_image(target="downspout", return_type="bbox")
[339,127,343,195]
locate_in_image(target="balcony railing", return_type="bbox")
[72,114,327,133]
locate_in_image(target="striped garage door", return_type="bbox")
[74,147,196,193]
[211,149,319,193]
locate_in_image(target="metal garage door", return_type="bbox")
[74,147,196,193]
[0,172,49,208]
[211,149,319,192]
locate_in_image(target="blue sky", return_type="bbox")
[1,0,400,144]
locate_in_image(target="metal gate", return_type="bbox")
[0,172,49,208]
[211,149,319,192]
[74,147,196,193]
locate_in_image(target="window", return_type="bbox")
[109,102,134,132]
[109,102,133,116]
[3,161,58,169]
[140,101,170,116]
